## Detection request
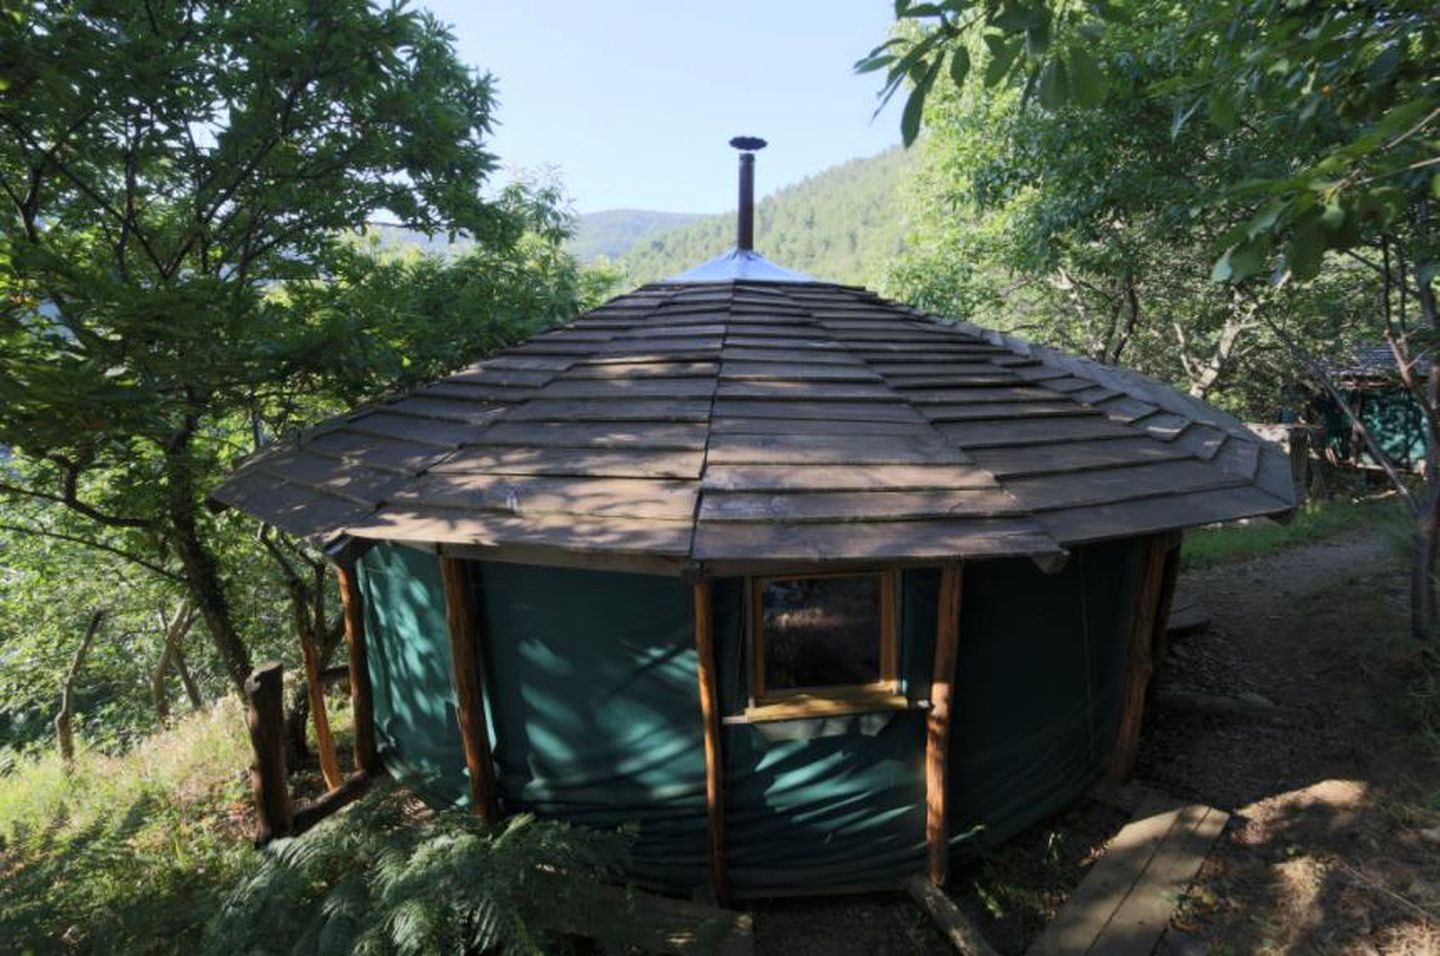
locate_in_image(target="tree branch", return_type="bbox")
[0,472,153,530]
[0,521,181,582]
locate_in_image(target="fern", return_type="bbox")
[201,782,634,956]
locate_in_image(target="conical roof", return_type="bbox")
[213,277,1294,575]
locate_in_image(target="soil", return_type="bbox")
[751,525,1440,955]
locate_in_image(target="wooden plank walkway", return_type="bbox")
[1027,795,1229,956]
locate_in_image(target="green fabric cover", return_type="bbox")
[356,544,470,808]
[944,540,1139,862]
[356,540,1141,894]
[1316,388,1427,469]
[713,577,927,892]
[471,561,708,888]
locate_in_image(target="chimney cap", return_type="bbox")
[729,136,767,152]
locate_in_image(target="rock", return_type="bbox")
[1238,691,1277,708]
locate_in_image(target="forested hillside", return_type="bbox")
[568,209,703,262]
[619,147,916,287]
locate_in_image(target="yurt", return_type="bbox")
[213,141,1295,898]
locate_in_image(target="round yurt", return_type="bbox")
[213,143,1294,899]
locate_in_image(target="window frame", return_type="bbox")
[745,569,902,720]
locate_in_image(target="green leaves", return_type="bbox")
[860,0,1118,148]
[950,46,971,87]
[902,55,946,146]
[984,33,1023,87]
[1068,46,1107,107]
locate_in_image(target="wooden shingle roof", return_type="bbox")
[212,279,1295,575]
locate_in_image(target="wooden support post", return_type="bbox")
[439,556,499,824]
[926,562,963,886]
[1107,533,1182,782]
[298,627,342,791]
[1145,539,1183,688]
[693,579,725,900]
[245,661,294,845]
[335,563,380,776]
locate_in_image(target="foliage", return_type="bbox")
[567,209,704,263]
[205,785,633,956]
[0,0,610,755]
[619,147,917,287]
[880,18,1372,414]
[1181,494,1409,571]
[0,700,636,955]
[0,699,256,952]
[857,0,1117,146]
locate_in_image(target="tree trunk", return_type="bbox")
[284,680,311,765]
[174,644,203,709]
[1411,493,1439,642]
[165,432,251,692]
[151,601,198,720]
[56,609,105,762]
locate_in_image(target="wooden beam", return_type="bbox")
[1106,533,1181,782]
[334,563,380,776]
[905,876,999,956]
[292,768,384,836]
[439,556,500,824]
[298,626,342,791]
[244,661,293,845]
[692,579,726,899]
[926,562,964,886]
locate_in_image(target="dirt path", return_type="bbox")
[1144,527,1440,954]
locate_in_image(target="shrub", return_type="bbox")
[203,783,634,956]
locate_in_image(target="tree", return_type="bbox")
[0,0,557,692]
[881,21,1366,416]
[866,0,1440,637]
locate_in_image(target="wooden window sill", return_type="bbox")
[733,691,920,724]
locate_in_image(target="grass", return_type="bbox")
[0,698,257,953]
[0,695,640,955]
[1181,493,1409,571]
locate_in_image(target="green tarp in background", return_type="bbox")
[356,538,1140,894]
[1315,388,1427,470]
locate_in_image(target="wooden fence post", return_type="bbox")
[440,556,500,823]
[335,563,380,776]
[245,662,294,844]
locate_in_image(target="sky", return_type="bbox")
[420,1,903,215]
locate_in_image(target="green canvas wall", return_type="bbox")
[355,539,1141,894]
[1315,388,1427,470]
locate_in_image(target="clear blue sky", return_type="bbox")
[419,1,902,215]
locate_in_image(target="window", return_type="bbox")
[746,570,903,721]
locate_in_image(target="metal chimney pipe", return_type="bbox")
[729,136,766,252]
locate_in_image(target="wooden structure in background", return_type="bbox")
[440,556,500,823]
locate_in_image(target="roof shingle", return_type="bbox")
[212,279,1295,574]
